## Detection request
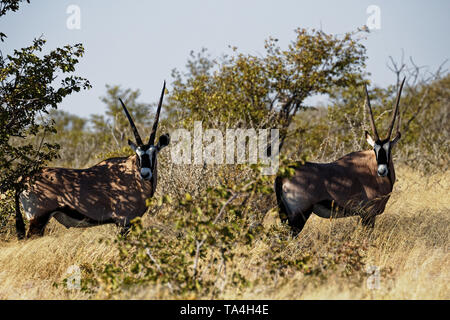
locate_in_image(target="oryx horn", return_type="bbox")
[386,77,406,139]
[365,83,380,141]
[119,98,143,146]
[148,81,166,145]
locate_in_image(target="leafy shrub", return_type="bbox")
[95,164,273,298]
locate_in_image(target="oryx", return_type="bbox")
[275,78,406,235]
[15,82,170,238]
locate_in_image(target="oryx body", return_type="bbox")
[20,155,156,230]
[16,82,170,238]
[275,78,405,234]
[275,149,395,232]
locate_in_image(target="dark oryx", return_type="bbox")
[16,82,170,238]
[275,78,406,234]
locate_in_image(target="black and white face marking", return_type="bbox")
[135,146,157,180]
[373,141,390,177]
[128,134,170,181]
[365,131,397,178]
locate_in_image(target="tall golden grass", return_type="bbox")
[0,166,448,299]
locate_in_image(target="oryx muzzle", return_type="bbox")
[275,78,406,235]
[16,82,170,238]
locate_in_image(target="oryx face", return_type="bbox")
[373,140,390,177]
[120,81,170,181]
[364,77,405,178]
[365,133,400,177]
[128,135,170,180]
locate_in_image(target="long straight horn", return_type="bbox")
[119,98,143,145]
[386,77,406,139]
[148,81,166,145]
[396,105,401,134]
[364,84,380,141]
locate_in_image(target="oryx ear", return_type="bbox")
[390,132,401,146]
[157,133,170,151]
[128,139,138,152]
[365,130,375,147]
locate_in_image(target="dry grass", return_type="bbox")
[0,225,119,299]
[0,166,448,300]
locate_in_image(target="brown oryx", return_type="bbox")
[275,78,406,235]
[15,82,170,238]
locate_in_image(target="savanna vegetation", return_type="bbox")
[0,0,448,299]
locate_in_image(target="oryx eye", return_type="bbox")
[146,146,156,155]
[136,149,145,156]
[383,143,390,159]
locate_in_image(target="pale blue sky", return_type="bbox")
[1,0,449,117]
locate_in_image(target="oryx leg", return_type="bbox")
[360,215,376,229]
[18,191,48,238]
[15,191,26,240]
[27,211,52,238]
[275,177,312,235]
[119,224,131,236]
[290,209,312,236]
[113,216,133,236]
[312,200,354,219]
